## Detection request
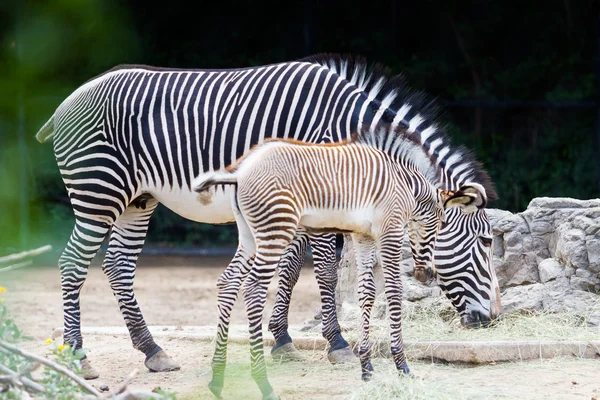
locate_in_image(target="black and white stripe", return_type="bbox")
[36,54,500,375]
[192,124,485,396]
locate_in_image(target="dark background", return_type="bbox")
[1,0,598,255]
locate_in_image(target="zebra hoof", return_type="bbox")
[361,371,373,382]
[145,350,181,372]
[327,346,357,364]
[271,342,304,362]
[398,361,411,375]
[80,359,99,380]
[263,391,280,400]
[208,382,223,399]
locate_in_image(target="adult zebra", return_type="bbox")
[35,54,501,378]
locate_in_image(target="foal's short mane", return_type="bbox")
[224,128,439,190]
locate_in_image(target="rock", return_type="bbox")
[403,279,432,301]
[527,197,600,209]
[487,209,522,233]
[570,277,596,292]
[564,266,575,278]
[538,258,564,283]
[496,253,539,287]
[587,312,600,327]
[500,284,545,314]
[336,197,600,324]
[543,289,599,315]
[555,228,588,269]
[586,238,600,273]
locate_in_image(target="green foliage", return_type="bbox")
[0,295,87,399]
[0,301,34,392]
[38,344,87,400]
[0,292,179,399]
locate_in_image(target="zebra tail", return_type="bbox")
[35,116,55,143]
[192,171,238,193]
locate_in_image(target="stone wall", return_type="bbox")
[335,197,600,326]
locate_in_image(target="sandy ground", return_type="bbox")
[2,258,600,399]
[1,256,321,337]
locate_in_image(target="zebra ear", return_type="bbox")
[441,183,487,213]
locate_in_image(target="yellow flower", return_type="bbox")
[0,286,6,293]
[0,298,4,303]
[58,344,67,352]
[45,338,53,345]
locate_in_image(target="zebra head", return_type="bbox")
[408,184,488,289]
[407,198,445,285]
[434,184,501,328]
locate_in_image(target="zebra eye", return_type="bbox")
[480,236,493,247]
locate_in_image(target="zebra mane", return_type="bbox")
[351,124,441,187]
[299,53,498,201]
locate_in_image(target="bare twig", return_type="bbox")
[0,363,45,393]
[0,340,101,397]
[0,245,53,265]
[113,368,140,396]
[0,260,33,273]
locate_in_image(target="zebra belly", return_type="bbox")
[300,208,374,235]
[147,185,236,224]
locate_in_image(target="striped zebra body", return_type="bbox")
[37,54,500,377]
[45,59,373,374]
[193,127,485,397]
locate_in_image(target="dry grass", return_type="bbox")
[348,363,488,400]
[347,356,600,400]
[338,296,600,344]
[176,339,600,400]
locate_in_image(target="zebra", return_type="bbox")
[192,124,486,400]
[34,54,500,378]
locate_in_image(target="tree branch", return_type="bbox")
[0,245,52,266]
[112,368,140,396]
[0,340,101,397]
[0,363,45,393]
[0,260,33,273]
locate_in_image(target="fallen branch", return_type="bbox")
[112,390,164,400]
[112,368,140,396]
[0,363,46,392]
[0,245,53,266]
[0,260,33,273]
[0,339,101,397]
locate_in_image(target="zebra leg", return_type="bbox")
[59,218,112,380]
[310,233,357,364]
[378,230,411,375]
[268,232,309,362]
[244,240,293,400]
[243,216,298,400]
[101,196,180,372]
[353,234,377,381]
[209,204,256,399]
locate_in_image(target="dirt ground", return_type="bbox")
[2,258,600,399]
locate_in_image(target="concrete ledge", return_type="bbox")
[63,325,600,364]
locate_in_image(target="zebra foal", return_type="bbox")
[193,125,484,399]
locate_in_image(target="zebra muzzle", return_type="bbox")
[413,266,433,283]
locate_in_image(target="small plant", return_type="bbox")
[39,340,87,400]
[0,285,178,399]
